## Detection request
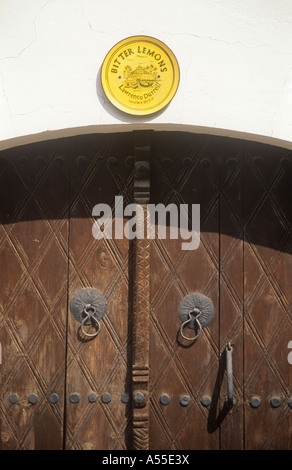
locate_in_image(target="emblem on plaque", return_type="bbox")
[101,36,180,115]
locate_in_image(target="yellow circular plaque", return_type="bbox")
[101,36,180,115]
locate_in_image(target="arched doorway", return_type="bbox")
[0,131,291,450]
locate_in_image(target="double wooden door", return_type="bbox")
[0,131,291,450]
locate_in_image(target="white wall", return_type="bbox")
[1,0,292,150]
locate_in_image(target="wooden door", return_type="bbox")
[243,143,292,450]
[0,140,70,449]
[0,132,291,450]
[65,134,134,450]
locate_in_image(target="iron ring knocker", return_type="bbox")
[180,308,202,341]
[81,304,101,338]
[178,293,214,343]
[70,288,106,338]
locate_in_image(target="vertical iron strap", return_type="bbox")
[226,343,234,406]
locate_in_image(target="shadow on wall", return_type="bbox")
[0,130,291,255]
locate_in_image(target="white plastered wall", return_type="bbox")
[0,0,292,150]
